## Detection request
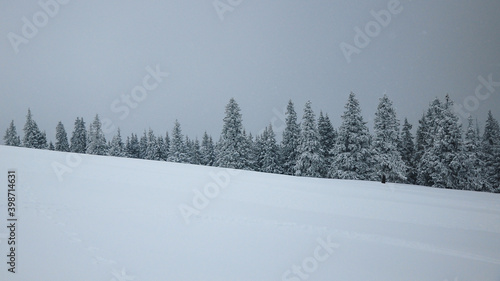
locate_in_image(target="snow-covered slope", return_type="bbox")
[1,145,499,281]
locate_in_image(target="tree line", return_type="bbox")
[3,93,500,193]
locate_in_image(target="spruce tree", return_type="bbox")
[55,121,70,152]
[294,101,324,177]
[86,114,107,155]
[400,118,416,184]
[108,128,126,157]
[281,100,301,175]
[318,111,336,177]
[23,108,45,149]
[417,98,444,187]
[372,95,406,183]
[459,115,486,191]
[200,132,215,166]
[259,124,282,174]
[481,111,500,192]
[3,120,21,146]
[49,141,55,150]
[70,117,87,153]
[215,98,246,169]
[243,132,257,171]
[168,120,187,163]
[145,129,160,160]
[126,133,141,158]
[158,135,168,161]
[139,130,148,159]
[330,92,374,180]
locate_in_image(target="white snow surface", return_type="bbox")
[1,145,500,281]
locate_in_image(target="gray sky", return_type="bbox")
[1,0,499,143]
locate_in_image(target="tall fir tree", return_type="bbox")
[417,98,443,187]
[108,128,126,157]
[200,132,215,166]
[126,133,141,158]
[418,96,463,189]
[139,130,148,159]
[158,135,168,161]
[281,100,301,175]
[318,111,336,177]
[294,101,324,177]
[168,120,187,163]
[55,121,70,152]
[23,108,45,149]
[70,117,87,153]
[372,95,406,183]
[243,132,257,171]
[459,115,486,191]
[258,125,282,174]
[400,118,416,184]
[215,98,246,169]
[145,129,164,161]
[481,111,500,192]
[86,114,107,155]
[48,141,55,151]
[3,120,21,146]
[330,92,374,180]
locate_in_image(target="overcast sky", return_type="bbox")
[1,0,499,143]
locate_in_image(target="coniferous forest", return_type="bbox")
[3,93,500,193]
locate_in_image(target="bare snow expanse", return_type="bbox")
[1,145,499,281]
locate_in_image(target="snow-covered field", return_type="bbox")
[1,145,499,281]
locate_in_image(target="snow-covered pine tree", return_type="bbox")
[55,121,70,152]
[23,108,45,149]
[190,138,202,165]
[49,141,55,150]
[281,100,301,175]
[126,133,141,158]
[417,98,444,187]
[481,111,500,192]
[200,132,215,166]
[168,120,187,163]
[243,131,257,171]
[459,115,486,191]
[139,131,148,159]
[215,98,246,169]
[108,128,126,157]
[164,132,170,160]
[330,92,374,180]
[3,120,21,146]
[318,111,336,177]
[158,135,167,161]
[258,124,282,174]
[294,101,324,177]
[419,96,463,189]
[372,95,406,183]
[185,136,193,164]
[441,95,465,189]
[70,117,87,153]
[86,114,107,155]
[145,129,161,160]
[400,118,416,184]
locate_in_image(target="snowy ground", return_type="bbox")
[0,145,499,281]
